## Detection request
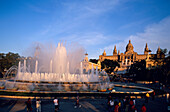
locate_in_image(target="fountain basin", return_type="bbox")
[0,80,153,94]
[0,84,154,99]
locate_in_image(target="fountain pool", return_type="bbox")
[0,42,153,96]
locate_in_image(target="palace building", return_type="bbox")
[82,40,165,74]
[99,40,165,70]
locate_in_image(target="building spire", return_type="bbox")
[113,45,117,55]
[157,46,161,54]
[145,43,148,51]
[144,43,149,54]
[84,52,88,62]
[102,50,106,56]
[118,50,120,55]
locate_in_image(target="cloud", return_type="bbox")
[64,0,119,13]
[37,0,124,39]
[119,17,152,30]
[60,32,108,46]
[84,0,120,14]
[102,16,170,55]
[59,32,122,59]
[61,0,121,22]
[28,4,48,13]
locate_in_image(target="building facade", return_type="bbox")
[99,40,164,69]
[82,53,101,73]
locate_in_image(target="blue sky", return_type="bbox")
[0,0,170,58]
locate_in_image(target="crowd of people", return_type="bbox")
[24,91,170,112]
[25,95,145,112]
[25,95,80,112]
[107,95,137,112]
[25,97,59,112]
[107,92,149,112]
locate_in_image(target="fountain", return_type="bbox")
[0,42,154,97]
[3,43,110,92]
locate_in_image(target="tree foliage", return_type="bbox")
[0,52,20,73]
[129,55,170,84]
[101,59,120,74]
[161,48,167,54]
[89,59,98,64]
[129,60,149,81]
[157,56,170,84]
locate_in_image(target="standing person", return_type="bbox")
[75,95,81,108]
[36,99,41,112]
[152,91,155,100]
[123,97,126,111]
[145,93,150,103]
[118,100,122,112]
[141,104,146,112]
[54,97,59,112]
[166,92,169,103]
[26,98,32,112]
[114,102,119,112]
[133,98,136,105]
[108,99,114,112]
[120,99,124,112]
[131,105,137,112]
[129,99,134,111]
[125,96,129,112]
[107,92,112,106]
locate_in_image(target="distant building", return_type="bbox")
[99,40,165,73]
[82,53,101,73]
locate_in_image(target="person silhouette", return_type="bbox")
[54,97,59,111]
[26,98,32,112]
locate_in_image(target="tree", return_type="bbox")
[0,52,20,73]
[101,59,120,74]
[129,60,147,81]
[129,49,170,84]
[158,56,170,84]
[153,49,170,84]
[89,59,98,64]
[162,48,167,54]
[159,48,167,58]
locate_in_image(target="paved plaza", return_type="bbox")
[0,96,169,112]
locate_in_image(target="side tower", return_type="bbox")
[113,45,117,55]
[102,50,106,56]
[144,43,149,55]
[84,52,89,62]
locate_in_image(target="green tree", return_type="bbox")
[161,48,167,54]
[159,48,167,58]
[0,52,20,73]
[129,49,170,84]
[89,59,98,64]
[157,55,170,84]
[129,60,148,81]
[101,59,120,74]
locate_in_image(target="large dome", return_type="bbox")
[126,40,134,52]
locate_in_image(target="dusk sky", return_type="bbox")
[0,0,170,59]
